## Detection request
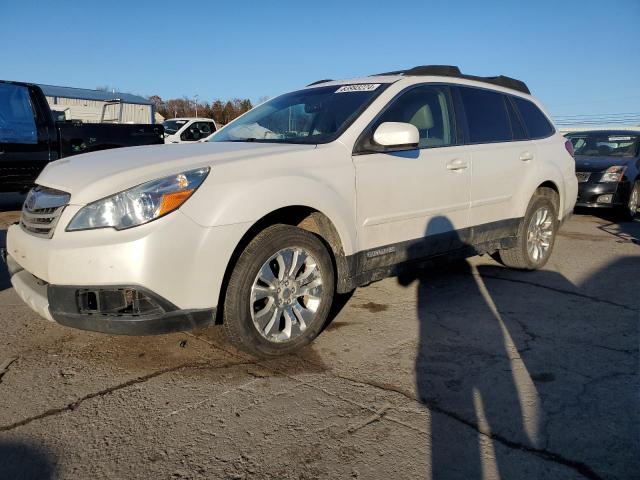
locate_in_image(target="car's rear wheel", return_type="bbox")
[223,224,334,357]
[494,187,559,270]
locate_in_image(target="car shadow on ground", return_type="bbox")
[595,217,640,245]
[193,290,357,375]
[398,216,638,479]
[572,206,640,244]
[0,440,55,480]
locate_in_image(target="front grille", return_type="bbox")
[576,172,591,183]
[20,186,71,239]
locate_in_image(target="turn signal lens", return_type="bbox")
[158,189,195,216]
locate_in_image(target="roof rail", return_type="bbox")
[307,79,334,86]
[374,65,530,94]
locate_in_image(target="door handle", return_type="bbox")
[446,159,468,171]
[519,151,534,162]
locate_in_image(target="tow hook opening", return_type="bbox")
[77,288,165,316]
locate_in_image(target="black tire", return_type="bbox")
[494,187,559,270]
[223,224,335,357]
[621,180,639,221]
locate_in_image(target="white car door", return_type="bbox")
[457,86,534,231]
[353,84,471,267]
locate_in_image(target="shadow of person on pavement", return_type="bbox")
[474,257,640,479]
[398,215,638,479]
[398,215,540,479]
[0,440,55,480]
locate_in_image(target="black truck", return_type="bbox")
[0,80,164,192]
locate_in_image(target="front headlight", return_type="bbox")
[66,167,209,231]
[600,166,626,183]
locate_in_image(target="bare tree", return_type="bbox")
[148,94,252,124]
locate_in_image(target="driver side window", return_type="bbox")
[377,85,455,148]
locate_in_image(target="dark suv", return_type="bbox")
[566,130,640,219]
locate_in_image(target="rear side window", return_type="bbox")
[459,87,512,143]
[513,97,554,139]
[505,98,527,140]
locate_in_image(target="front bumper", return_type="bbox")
[3,210,254,335]
[5,209,251,310]
[1,249,215,335]
[576,179,630,208]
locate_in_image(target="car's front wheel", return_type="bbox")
[223,224,334,357]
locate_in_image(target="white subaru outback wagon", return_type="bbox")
[3,65,578,357]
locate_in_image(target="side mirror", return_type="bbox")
[372,122,419,151]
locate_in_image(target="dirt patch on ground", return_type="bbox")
[558,230,609,242]
[354,302,389,313]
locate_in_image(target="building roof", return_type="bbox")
[38,84,153,105]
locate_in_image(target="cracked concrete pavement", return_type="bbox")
[0,192,638,479]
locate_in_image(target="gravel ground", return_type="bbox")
[0,193,638,480]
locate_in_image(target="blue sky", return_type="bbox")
[1,0,639,119]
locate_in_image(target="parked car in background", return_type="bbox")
[0,80,165,192]
[565,130,639,219]
[163,118,217,143]
[3,65,577,357]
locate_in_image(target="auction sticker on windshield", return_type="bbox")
[335,84,381,93]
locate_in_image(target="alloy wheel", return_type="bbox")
[250,247,323,342]
[526,206,554,263]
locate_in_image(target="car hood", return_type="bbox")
[574,155,635,172]
[36,142,317,204]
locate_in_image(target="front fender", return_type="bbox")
[181,173,357,256]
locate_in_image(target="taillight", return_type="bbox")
[564,139,574,157]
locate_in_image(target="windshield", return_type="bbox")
[209,83,388,144]
[567,133,639,157]
[163,119,189,135]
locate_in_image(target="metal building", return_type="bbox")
[38,84,155,124]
